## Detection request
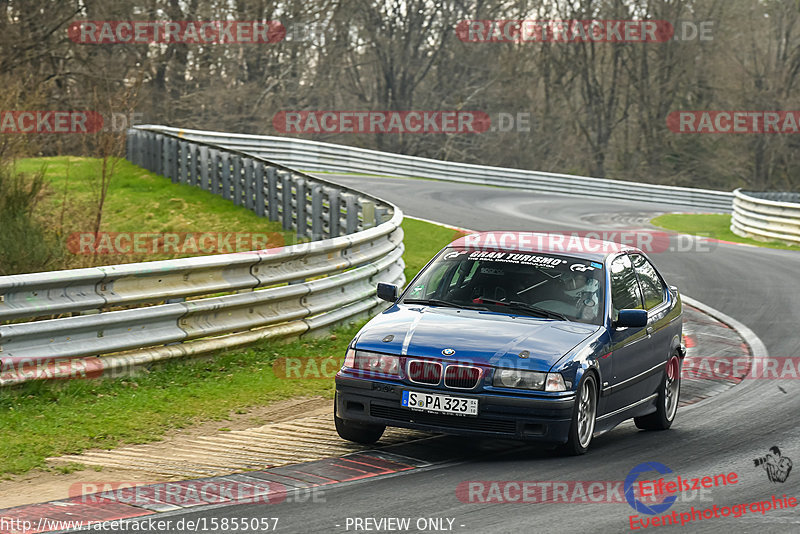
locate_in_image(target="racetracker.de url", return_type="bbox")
[0,516,279,532]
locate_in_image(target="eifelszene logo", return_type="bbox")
[625,461,739,518]
[625,462,677,515]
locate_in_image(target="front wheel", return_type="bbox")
[334,395,385,444]
[559,372,598,455]
[635,354,681,431]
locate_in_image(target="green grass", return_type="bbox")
[401,217,468,281]
[0,327,353,476]
[651,213,800,251]
[13,157,288,269]
[0,214,458,476]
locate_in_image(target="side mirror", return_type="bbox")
[616,309,648,328]
[376,282,398,303]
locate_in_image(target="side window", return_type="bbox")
[610,255,643,319]
[630,254,666,310]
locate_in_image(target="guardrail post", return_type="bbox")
[375,206,389,224]
[199,146,210,190]
[140,133,148,170]
[162,135,171,178]
[151,134,160,173]
[154,134,164,175]
[160,135,168,178]
[311,184,324,240]
[281,172,293,231]
[221,152,231,200]
[209,148,221,194]
[173,137,181,181]
[187,144,197,186]
[327,188,340,238]
[185,141,194,184]
[139,133,146,170]
[296,177,307,238]
[166,137,176,182]
[255,163,266,217]
[141,131,148,169]
[267,167,279,221]
[233,156,243,206]
[144,134,153,171]
[360,200,376,230]
[344,193,358,234]
[178,140,188,184]
[244,158,255,211]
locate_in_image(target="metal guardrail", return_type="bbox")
[139,125,734,212]
[731,189,800,246]
[0,127,405,386]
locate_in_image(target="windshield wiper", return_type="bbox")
[403,298,473,309]
[474,297,570,321]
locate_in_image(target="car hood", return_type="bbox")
[354,304,600,371]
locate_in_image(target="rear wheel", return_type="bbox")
[560,373,597,455]
[334,395,385,444]
[635,354,681,431]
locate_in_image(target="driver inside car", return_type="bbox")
[560,271,600,321]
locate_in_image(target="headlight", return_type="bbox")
[493,368,567,392]
[493,368,546,389]
[342,348,402,377]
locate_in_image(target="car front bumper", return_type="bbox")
[335,375,576,443]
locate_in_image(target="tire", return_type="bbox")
[635,354,681,431]
[334,396,385,444]
[559,372,598,456]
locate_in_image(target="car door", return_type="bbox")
[602,254,652,414]
[630,253,673,396]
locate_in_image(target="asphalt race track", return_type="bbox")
[65,177,800,533]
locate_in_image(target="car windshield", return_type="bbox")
[402,248,605,325]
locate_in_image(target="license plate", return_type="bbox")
[401,390,478,416]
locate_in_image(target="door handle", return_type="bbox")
[646,326,654,335]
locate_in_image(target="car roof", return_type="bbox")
[448,231,642,262]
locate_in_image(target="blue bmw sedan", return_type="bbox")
[334,232,684,454]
